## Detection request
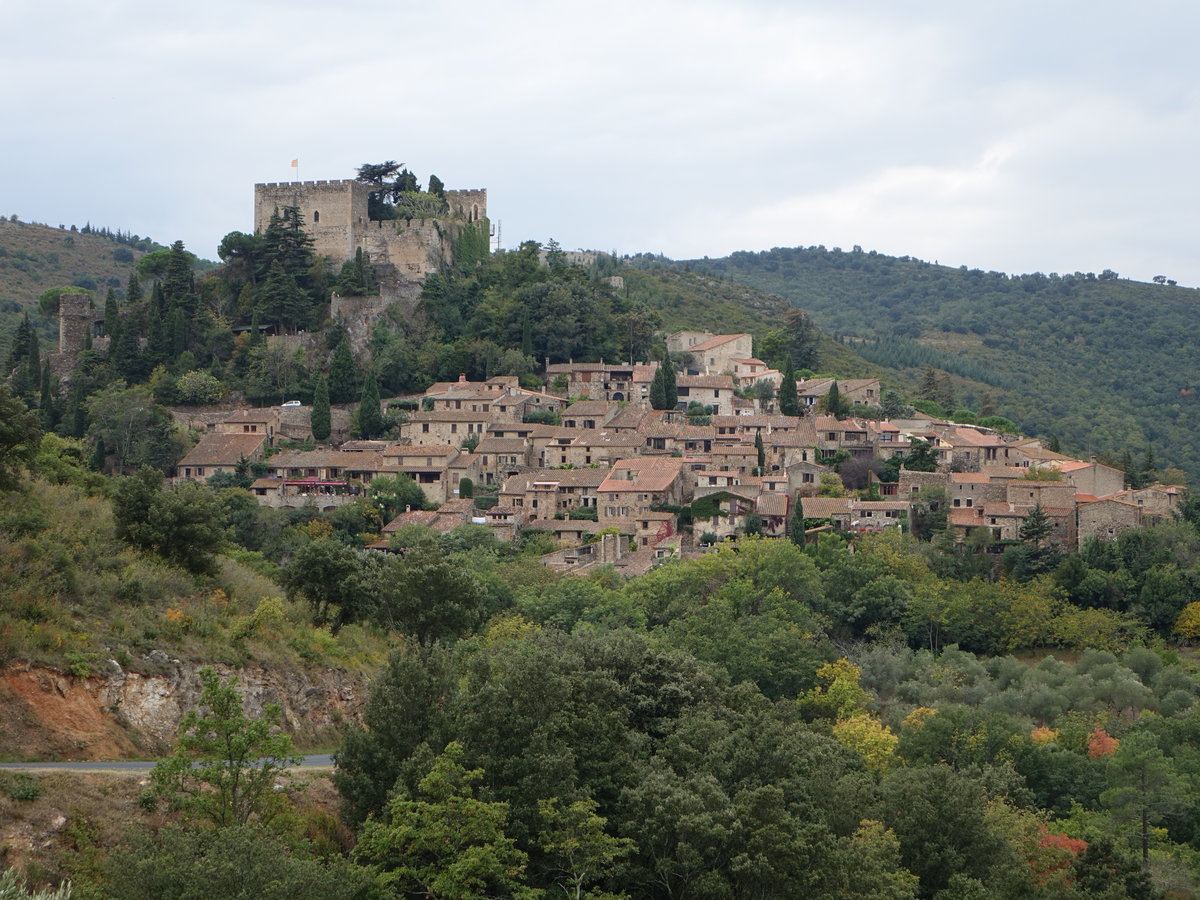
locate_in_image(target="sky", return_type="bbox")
[4,1,1199,285]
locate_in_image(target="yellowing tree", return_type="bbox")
[834,715,899,773]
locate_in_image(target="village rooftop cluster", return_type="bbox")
[172,330,1184,577]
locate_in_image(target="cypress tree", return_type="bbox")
[355,372,384,439]
[311,374,331,443]
[788,495,806,546]
[126,271,143,305]
[824,381,844,418]
[90,436,107,473]
[329,337,357,404]
[38,360,55,429]
[755,431,765,474]
[104,288,120,338]
[779,360,798,416]
[650,365,667,410]
[661,352,677,409]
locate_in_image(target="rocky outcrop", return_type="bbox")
[0,656,369,760]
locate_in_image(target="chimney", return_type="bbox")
[458,373,467,383]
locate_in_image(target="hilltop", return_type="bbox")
[682,246,1200,481]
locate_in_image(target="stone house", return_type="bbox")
[175,433,268,483]
[597,458,689,520]
[667,332,754,375]
[499,469,608,523]
[1076,496,1146,549]
[400,410,492,446]
[675,374,737,416]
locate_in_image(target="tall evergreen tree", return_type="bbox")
[778,360,799,416]
[311,374,331,443]
[329,337,358,404]
[649,365,667,410]
[661,352,677,409]
[256,261,309,332]
[355,372,384,439]
[788,495,806,545]
[104,288,120,338]
[824,381,844,418]
[126,270,143,305]
[755,431,765,474]
[38,360,55,429]
[1140,446,1157,487]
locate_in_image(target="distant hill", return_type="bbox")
[616,257,892,382]
[683,246,1200,481]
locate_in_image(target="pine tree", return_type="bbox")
[329,337,357,404]
[311,374,331,443]
[779,359,799,416]
[256,260,309,332]
[1047,435,1062,453]
[1019,504,1054,548]
[355,372,384,439]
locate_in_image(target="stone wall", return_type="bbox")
[254,179,370,263]
[445,188,488,222]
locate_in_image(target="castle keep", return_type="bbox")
[253,179,487,282]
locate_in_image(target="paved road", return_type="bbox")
[0,754,335,772]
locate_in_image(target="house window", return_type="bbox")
[422,424,430,433]
[196,467,205,476]
[313,210,320,223]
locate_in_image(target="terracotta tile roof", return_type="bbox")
[755,493,789,517]
[949,508,985,527]
[222,409,279,424]
[562,400,617,416]
[686,333,750,352]
[384,444,460,458]
[339,440,390,451]
[800,498,853,518]
[178,433,267,467]
[950,473,991,483]
[407,410,493,422]
[677,374,735,389]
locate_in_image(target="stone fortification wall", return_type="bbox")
[356,218,455,280]
[254,179,370,263]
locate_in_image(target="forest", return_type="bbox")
[682,246,1200,483]
[3,413,1200,896]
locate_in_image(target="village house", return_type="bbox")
[213,409,280,442]
[474,436,536,485]
[499,468,608,523]
[1076,495,1148,549]
[797,497,911,533]
[597,457,689,520]
[175,432,269,483]
[675,374,737,416]
[400,409,492,446]
[544,361,639,402]
[666,332,754,375]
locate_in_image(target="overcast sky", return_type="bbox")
[4,1,1198,285]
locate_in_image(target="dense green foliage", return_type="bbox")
[685,246,1200,481]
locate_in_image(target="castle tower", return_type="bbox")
[254,179,371,263]
[58,292,99,355]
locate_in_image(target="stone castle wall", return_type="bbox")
[254,179,370,263]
